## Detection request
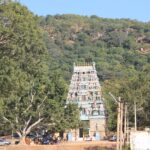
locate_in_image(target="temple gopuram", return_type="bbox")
[66,62,106,141]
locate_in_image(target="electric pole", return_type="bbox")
[120,100,124,150]
[109,93,124,150]
[124,103,127,145]
[134,101,137,131]
[117,97,121,150]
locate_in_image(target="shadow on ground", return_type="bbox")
[84,146,116,150]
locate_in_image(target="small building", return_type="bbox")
[66,62,106,141]
[130,131,150,150]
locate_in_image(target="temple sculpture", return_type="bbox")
[67,62,106,141]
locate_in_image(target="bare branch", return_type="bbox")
[16,130,22,138]
[26,118,43,134]
[37,96,47,110]
[0,35,9,44]
[23,116,32,133]
[3,116,11,123]
[30,87,36,103]
[109,92,118,103]
[0,39,8,44]
[15,116,18,124]
[3,116,14,128]
[26,116,32,127]
[23,89,36,113]
[38,112,41,118]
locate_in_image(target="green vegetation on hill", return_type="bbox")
[40,14,150,130]
[40,14,150,82]
[0,1,150,138]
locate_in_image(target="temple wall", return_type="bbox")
[66,62,106,141]
[89,118,106,138]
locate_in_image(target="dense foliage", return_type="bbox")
[39,14,150,81]
[0,1,150,138]
[40,14,150,131]
[0,2,79,141]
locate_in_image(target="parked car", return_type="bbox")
[26,133,37,140]
[0,138,11,146]
[41,134,53,144]
[41,134,60,145]
[108,135,117,141]
[12,133,20,139]
[42,138,51,144]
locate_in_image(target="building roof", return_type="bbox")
[74,62,96,72]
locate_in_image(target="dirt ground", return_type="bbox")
[0,141,116,150]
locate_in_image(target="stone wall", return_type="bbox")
[89,118,106,138]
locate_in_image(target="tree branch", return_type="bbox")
[0,35,9,44]
[3,116,11,123]
[26,118,43,134]
[15,116,18,124]
[23,116,32,134]
[37,96,47,110]
[3,116,14,128]
[23,89,35,113]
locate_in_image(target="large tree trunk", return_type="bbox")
[19,136,27,145]
[19,136,31,145]
[16,131,30,145]
[16,132,27,145]
[15,118,43,145]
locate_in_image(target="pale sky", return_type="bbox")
[20,0,150,22]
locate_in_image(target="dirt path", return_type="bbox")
[0,141,116,150]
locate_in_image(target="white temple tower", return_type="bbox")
[67,62,106,140]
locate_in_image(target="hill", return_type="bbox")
[39,14,150,81]
[39,15,150,130]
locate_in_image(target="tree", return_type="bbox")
[64,103,80,130]
[103,65,150,130]
[0,2,70,144]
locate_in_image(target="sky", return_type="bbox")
[20,0,150,22]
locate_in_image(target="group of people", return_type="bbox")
[33,133,61,145]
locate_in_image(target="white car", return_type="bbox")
[0,138,11,146]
